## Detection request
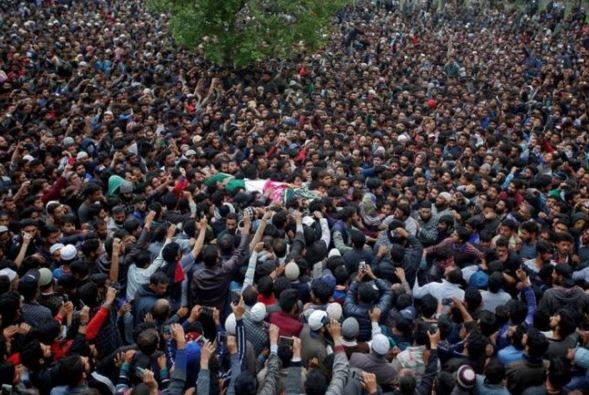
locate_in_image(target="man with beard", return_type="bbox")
[416,200,438,247]
[432,191,452,218]
[106,205,126,237]
[481,202,501,235]
[374,221,423,286]
[394,203,419,237]
[518,220,540,260]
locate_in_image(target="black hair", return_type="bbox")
[521,220,539,235]
[20,339,44,370]
[464,287,482,311]
[526,328,549,359]
[18,279,37,302]
[242,285,259,307]
[278,288,298,313]
[414,322,429,347]
[483,358,505,385]
[80,238,100,256]
[58,354,86,387]
[446,268,464,285]
[162,242,181,263]
[219,234,236,256]
[272,238,287,258]
[398,376,417,394]
[234,371,257,395]
[333,265,349,286]
[536,240,552,254]
[495,237,509,249]
[358,281,379,304]
[510,325,526,350]
[488,272,504,293]
[350,230,366,249]
[0,277,10,295]
[508,300,528,325]
[547,357,572,390]
[257,276,274,297]
[311,279,333,304]
[454,225,472,243]
[304,370,328,395]
[434,371,455,394]
[137,328,159,356]
[478,310,498,337]
[417,294,438,319]
[277,344,293,368]
[556,308,577,338]
[149,271,169,286]
[134,250,152,269]
[202,245,218,267]
[273,277,291,300]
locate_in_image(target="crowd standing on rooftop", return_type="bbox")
[2,0,589,393]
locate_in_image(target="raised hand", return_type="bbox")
[227,335,237,355]
[327,318,341,341]
[369,307,381,323]
[200,341,216,369]
[232,295,245,320]
[188,305,202,323]
[361,372,377,394]
[79,306,90,324]
[269,324,280,346]
[166,224,177,240]
[104,286,117,307]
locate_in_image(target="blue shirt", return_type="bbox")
[498,345,524,366]
[519,241,537,260]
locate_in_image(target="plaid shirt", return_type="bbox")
[22,302,53,327]
[85,305,122,360]
[424,237,483,268]
[243,315,268,355]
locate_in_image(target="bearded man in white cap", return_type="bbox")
[350,333,396,387]
[299,309,329,366]
[243,302,268,355]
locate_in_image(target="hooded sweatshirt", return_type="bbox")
[134,284,160,324]
[537,286,589,316]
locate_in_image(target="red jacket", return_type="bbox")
[269,311,303,337]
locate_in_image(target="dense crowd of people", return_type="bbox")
[1,0,589,393]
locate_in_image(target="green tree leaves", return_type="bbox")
[147,0,350,68]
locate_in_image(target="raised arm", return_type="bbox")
[249,210,272,251]
[325,319,350,395]
[14,232,33,269]
[285,337,303,395]
[167,324,187,395]
[197,341,215,395]
[424,237,453,256]
[286,211,305,260]
[257,324,281,395]
[243,243,264,291]
[232,296,247,365]
[191,217,208,260]
[415,329,442,395]
[109,238,122,284]
[314,212,331,247]
[223,212,252,272]
[144,224,176,277]
[517,268,536,326]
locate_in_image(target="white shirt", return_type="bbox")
[126,239,170,301]
[405,217,419,237]
[412,278,465,303]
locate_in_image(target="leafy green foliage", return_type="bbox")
[147,0,350,68]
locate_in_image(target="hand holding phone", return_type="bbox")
[359,261,367,272]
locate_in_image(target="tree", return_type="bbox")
[147,0,351,69]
